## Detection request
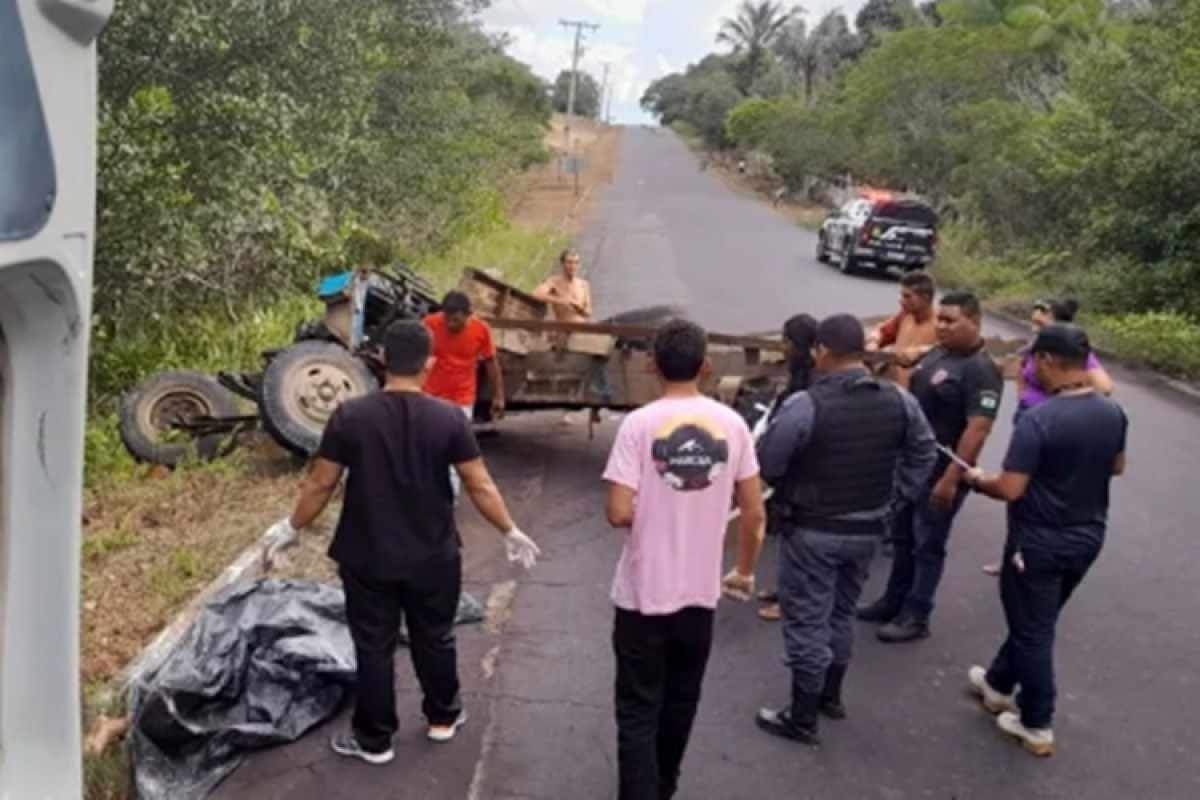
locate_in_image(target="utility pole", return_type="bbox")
[600,62,611,127]
[559,18,599,194]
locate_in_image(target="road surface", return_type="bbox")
[217,128,1200,799]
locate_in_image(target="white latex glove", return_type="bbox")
[262,518,299,573]
[750,403,771,444]
[722,569,756,602]
[503,527,541,570]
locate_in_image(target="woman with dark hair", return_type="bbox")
[981,298,1114,575]
[757,313,819,621]
[1016,298,1113,414]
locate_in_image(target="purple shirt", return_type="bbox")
[1019,350,1102,409]
[603,396,759,614]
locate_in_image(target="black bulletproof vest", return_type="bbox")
[783,374,908,532]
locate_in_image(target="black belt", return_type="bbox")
[788,512,886,536]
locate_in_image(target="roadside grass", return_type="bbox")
[422,221,568,293]
[791,204,828,231]
[933,225,1200,380]
[84,748,131,800]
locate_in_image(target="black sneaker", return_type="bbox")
[877,613,930,643]
[856,597,900,624]
[330,733,394,765]
[756,707,820,746]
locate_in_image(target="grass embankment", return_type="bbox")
[933,226,1200,380]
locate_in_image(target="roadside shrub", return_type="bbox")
[1091,312,1200,378]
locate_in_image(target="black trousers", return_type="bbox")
[985,539,1100,729]
[613,606,715,800]
[339,559,463,753]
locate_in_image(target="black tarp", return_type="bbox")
[128,579,485,799]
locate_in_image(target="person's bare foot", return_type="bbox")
[982,563,1002,576]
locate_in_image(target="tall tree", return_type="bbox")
[773,11,859,104]
[856,0,922,48]
[551,69,602,118]
[937,0,1108,51]
[716,1,800,93]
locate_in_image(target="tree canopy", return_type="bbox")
[552,69,603,118]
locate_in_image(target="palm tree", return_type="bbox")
[773,11,858,104]
[716,1,800,93]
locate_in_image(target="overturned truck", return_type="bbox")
[118,268,790,467]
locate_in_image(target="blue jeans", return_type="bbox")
[985,536,1100,729]
[779,528,878,694]
[881,482,969,620]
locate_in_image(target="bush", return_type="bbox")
[1091,312,1200,378]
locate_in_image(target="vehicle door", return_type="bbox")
[1,2,112,796]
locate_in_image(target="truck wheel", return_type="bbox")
[258,341,378,456]
[119,370,240,466]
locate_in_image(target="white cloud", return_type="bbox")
[482,0,647,26]
[495,24,640,105]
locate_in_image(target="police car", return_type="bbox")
[816,191,939,276]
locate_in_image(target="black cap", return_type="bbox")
[1031,323,1091,360]
[816,314,865,356]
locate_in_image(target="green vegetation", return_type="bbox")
[92,0,553,411]
[644,0,1200,377]
[552,69,603,118]
[82,527,140,563]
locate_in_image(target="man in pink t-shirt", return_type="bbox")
[603,319,766,800]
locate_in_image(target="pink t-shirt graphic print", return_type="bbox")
[604,396,759,615]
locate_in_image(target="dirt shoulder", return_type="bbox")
[509,114,622,237]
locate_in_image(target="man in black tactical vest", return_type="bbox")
[754,315,937,745]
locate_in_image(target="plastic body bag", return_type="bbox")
[129,579,485,799]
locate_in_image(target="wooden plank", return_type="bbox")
[483,317,785,351]
[566,332,615,357]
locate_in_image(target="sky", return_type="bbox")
[478,0,869,125]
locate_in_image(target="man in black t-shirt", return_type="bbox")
[261,321,540,765]
[961,324,1127,757]
[858,291,1004,642]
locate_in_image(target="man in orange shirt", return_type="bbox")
[423,291,505,421]
[866,271,939,387]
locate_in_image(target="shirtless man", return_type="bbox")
[534,249,592,322]
[867,271,939,386]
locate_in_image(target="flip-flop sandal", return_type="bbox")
[757,589,778,602]
[758,603,782,622]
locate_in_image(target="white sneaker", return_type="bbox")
[996,711,1056,757]
[968,665,1018,714]
[427,710,469,743]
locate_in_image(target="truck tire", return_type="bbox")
[119,370,240,467]
[258,341,378,456]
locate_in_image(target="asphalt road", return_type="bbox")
[218,127,1200,799]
